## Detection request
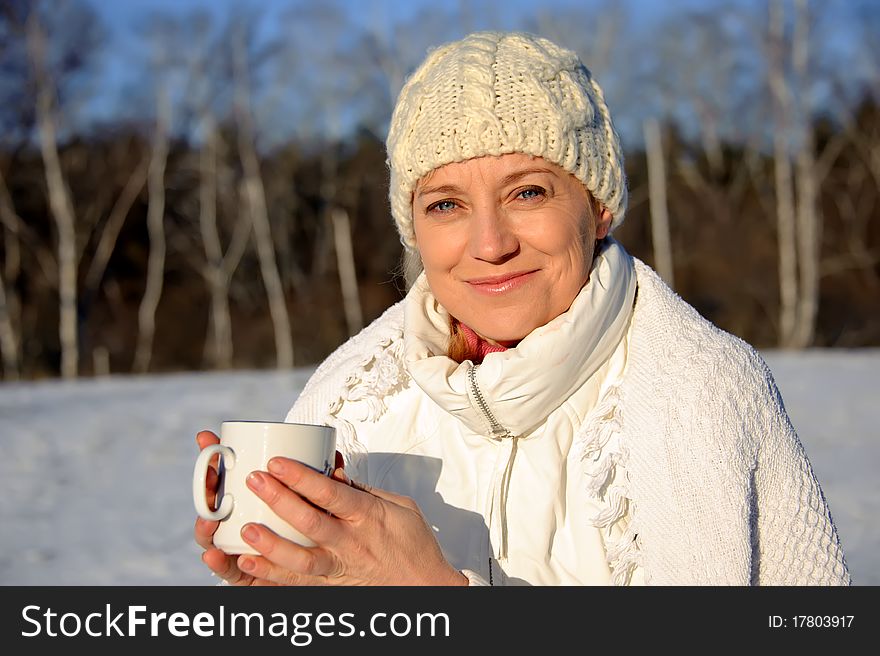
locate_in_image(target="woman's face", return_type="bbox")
[412,153,613,344]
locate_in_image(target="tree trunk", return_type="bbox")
[133,86,170,373]
[792,138,820,348]
[28,13,79,378]
[0,173,22,379]
[0,269,18,380]
[791,0,820,348]
[330,207,364,336]
[240,161,294,369]
[643,118,675,288]
[199,121,234,369]
[234,30,293,369]
[774,140,798,348]
[769,0,799,348]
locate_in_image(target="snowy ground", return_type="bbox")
[1,350,877,585]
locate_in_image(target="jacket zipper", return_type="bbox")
[468,363,512,585]
[467,364,511,440]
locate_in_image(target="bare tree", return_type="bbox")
[133,82,171,373]
[331,207,363,335]
[26,10,78,377]
[198,119,229,368]
[10,1,107,377]
[318,114,364,338]
[0,167,23,379]
[644,117,675,288]
[285,2,378,337]
[639,3,759,292]
[766,0,837,348]
[0,268,17,380]
[233,23,293,369]
[790,0,821,348]
[358,3,453,128]
[199,119,251,368]
[768,0,799,348]
[191,16,249,370]
[675,12,739,178]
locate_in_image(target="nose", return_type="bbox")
[467,204,519,263]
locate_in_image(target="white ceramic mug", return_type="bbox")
[192,421,336,555]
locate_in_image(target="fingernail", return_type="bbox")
[267,458,285,475]
[242,525,260,543]
[239,557,255,572]
[247,472,265,491]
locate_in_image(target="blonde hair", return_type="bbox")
[446,318,472,364]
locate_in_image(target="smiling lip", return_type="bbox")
[465,270,538,294]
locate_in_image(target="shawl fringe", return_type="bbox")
[578,382,642,586]
[327,331,408,469]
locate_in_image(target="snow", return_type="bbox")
[1,350,877,585]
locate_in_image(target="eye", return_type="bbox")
[516,186,545,201]
[427,199,458,213]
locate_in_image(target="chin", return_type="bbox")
[471,318,538,345]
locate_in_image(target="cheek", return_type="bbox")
[531,217,593,270]
[413,223,462,271]
[414,236,443,271]
[567,211,596,272]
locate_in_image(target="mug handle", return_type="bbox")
[192,443,235,521]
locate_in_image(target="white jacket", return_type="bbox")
[286,256,850,586]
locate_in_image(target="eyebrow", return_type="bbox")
[416,167,555,199]
[416,183,463,199]
[499,167,556,186]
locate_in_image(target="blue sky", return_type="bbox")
[77,0,874,148]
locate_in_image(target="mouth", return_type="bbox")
[464,270,538,294]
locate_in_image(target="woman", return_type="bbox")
[194,31,849,585]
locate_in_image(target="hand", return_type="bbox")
[235,457,468,586]
[193,429,273,586]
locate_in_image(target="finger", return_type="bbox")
[201,547,257,586]
[194,516,219,551]
[331,450,348,485]
[196,430,219,450]
[246,471,341,544]
[195,459,220,512]
[266,457,373,521]
[238,524,340,585]
[196,430,222,472]
[204,466,219,506]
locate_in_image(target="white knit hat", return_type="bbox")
[386,31,627,250]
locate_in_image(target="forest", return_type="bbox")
[0,0,877,380]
